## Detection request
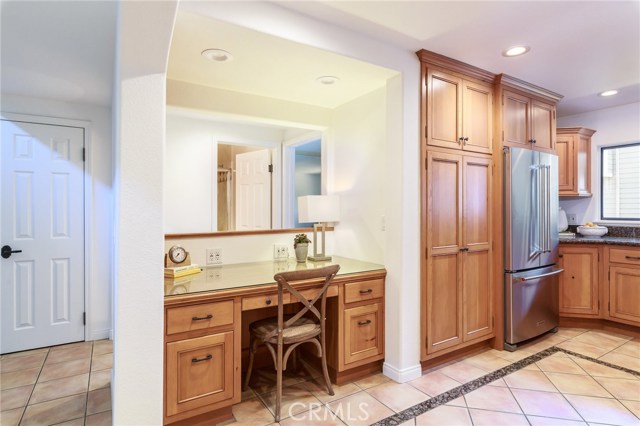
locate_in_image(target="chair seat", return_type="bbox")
[250,316,320,343]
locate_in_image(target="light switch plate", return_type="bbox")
[567,213,577,225]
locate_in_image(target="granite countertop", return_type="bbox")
[559,235,640,247]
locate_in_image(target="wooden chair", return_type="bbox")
[243,264,339,421]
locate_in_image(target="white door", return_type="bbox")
[235,149,271,230]
[1,119,85,354]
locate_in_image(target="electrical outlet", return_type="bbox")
[206,248,222,265]
[206,267,222,281]
[567,213,577,225]
[273,244,289,260]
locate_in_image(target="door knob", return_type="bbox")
[1,245,22,259]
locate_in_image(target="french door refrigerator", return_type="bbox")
[504,147,562,351]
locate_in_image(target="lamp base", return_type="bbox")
[307,255,332,262]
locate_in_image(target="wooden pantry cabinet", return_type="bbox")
[556,127,596,197]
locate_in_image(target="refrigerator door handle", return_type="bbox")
[546,165,552,253]
[530,165,541,259]
[518,268,564,282]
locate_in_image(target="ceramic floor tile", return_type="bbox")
[536,355,588,375]
[366,381,429,412]
[572,331,630,350]
[230,397,277,425]
[613,340,640,359]
[620,400,640,418]
[55,418,85,426]
[21,394,86,426]
[247,368,306,395]
[599,352,640,372]
[257,382,320,420]
[545,372,612,398]
[30,373,89,404]
[491,349,535,363]
[87,387,112,415]
[85,410,112,426]
[0,407,24,426]
[89,368,112,391]
[593,377,640,401]
[45,345,92,365]
[39,358,91,382]
[445,396,467,407]
[415,404,472,426]
[553,328,590,340]
[463,384,522,414]
[92,340,113,356]
[0,367,40,390]
[353,373,390,390]
[468,408,529,426]
[570,356,639,380]
[557,340,612,359]
[438,362,488,384]
[408,371,462,397]
[327,391,394,426]
[303,376,360,404]
[49,341,93,353]
[511,388,583,420]
[504,369,557,392]
[90,353,113,371]
[526,415,588,426]
[564,394,639,426]
[520,335,568,353]
[0,348,49,360]
[0,352,46,373]
[522,363,542,371]
[0,384,33,411]
[279,405,345,426]
[462,354,512,372]
[487,377,508,387]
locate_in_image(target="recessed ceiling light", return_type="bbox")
[201,49,233,62]
[599,90,618,97]
[503,46,530,57]
[316,76,340,85]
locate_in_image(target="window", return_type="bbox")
[601,143,640,220]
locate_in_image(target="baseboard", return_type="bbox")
[382,362,422,383]
[90,328,112,341]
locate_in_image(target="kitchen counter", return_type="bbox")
[559,235,640,247]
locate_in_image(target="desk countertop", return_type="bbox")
[164,256,386,297]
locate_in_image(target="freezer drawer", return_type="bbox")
[505,266,562,346]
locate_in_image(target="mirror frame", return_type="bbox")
[165,227,334,239]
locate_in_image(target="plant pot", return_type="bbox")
[295,243,308,263]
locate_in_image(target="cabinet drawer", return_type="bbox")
[166,332,234,416]
[242,293,290,311]
[344,303,383,365]
[166,300,234,335]
[297,285,338,301]
[609,248,640,266]
[344,279,384,304]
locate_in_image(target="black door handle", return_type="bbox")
[1,245,22,259]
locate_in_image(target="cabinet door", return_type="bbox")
[166,332,234,417]
[576,134,591,195]
[462,157,493,341]
[344,303,383,364]
[609,266,640,324]
[503,90,530,148]
[462,80,493,154]
[531,100,555,152]
[426,152,462,354]
[558,247,599,315]
[556,135,575,194]
[427,69,462,150]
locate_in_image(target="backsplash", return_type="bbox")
[567,225,640,238]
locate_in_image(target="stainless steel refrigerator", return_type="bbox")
[504,147,563,351]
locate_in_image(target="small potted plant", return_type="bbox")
[293,233,311,263]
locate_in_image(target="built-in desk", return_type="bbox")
[163,256,386,425]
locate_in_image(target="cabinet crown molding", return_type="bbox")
[416,49,495,83]
[557,127,597,136]
[497,74,563,103]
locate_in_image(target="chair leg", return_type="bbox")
[320,337,334,396]
[243,335,258,392]
[291,346,298,373]
[275,340,283,422]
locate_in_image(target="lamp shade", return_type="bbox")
[298,195,340,223]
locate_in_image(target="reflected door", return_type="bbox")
[235,149,271,231]
[1,119,85,354]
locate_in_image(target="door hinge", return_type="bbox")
[502,130,504,142]
[425,157,428,170]
[492,316,494,327]
[268,164,273,173]
[425,125,428,138]
[608,301,610,312]
[83,312,86,325]
[82,148,86,162]
[608,270,610,280]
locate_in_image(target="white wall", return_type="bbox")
[558,102,640,225]
[0,93,113,341]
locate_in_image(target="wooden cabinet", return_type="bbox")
[344,303,383,364]
[606,247,640,325]
[558,246,600,316]
[425,151,493,356]
[557,127,596,196]
[426,68,493,154]
[502,89,556,153]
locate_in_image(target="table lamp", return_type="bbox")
[298,195,340,261]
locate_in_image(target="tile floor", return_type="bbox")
[0,340,113,426]
[228,328,640,426]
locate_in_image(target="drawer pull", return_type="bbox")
[192,354,212,363]
[359,289,373,295]
[265,298,272,305]
[358,319,372,326]
[191,314,213,321]
[625,256,640,261]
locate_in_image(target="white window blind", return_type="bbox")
[601,143,640,220]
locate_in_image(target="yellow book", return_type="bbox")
[164,266,202,278]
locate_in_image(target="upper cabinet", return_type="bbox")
[557,127,596,197]
[497,75,562,154]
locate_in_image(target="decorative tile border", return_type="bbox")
[371,346,640,426]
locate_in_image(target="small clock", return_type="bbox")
[165,245,191,268]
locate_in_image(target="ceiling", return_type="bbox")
[0,1,638,117]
